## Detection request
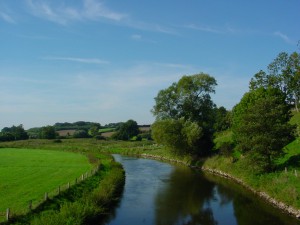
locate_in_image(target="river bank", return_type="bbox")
[138,153,300,220]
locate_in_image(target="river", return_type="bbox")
[100,155,299,225]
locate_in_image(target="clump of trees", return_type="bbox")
[39,126,57,139]
[151,73,218,156]
[231,50,299,172]
[0,125,29,141]
[249,51,300,111]
[113,119,139,140]
[150,50,298,173]
[232,87,295,172]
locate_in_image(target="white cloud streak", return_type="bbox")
[274,31,295,44]
[0,11,16,24]
[25,0,176,34]
[26,0,127,25]
[185,24,223,34]
[44,56,110,64]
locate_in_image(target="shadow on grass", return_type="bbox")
[278,154,300,170]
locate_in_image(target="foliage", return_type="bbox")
[27,160,124,225]
[113,119,139,140]
[151,73,217,155]
[0,124,29,141]
[89,123,101,137]
[249,51,300,111]
[39,126,57,139]
[73,130,90,138]
[232,87,295,172]
[213,106,231,132]
[152,73,217,122]
[54,121,101,131]
[151,118,205,156]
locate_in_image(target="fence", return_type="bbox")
[0,164,101,223]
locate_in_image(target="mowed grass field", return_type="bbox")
[0,148,92,214]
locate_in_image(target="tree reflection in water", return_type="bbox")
[154,166,218,225]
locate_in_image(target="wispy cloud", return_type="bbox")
[25,0,176,35]
[185,24,223,34]
[0,11,16,24]
[127,20,177,35]
[44,56,110,64]
[274,31,295,44]
[131,34,142,40]
[26,0,127,25]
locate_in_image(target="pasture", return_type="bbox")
[0,148,92,214]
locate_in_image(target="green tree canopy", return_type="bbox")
[249,51,300,111]
[151,118,203,156]
[152,73,217,124]
[213,106,231,132]
[0,124,28,141]
[151,73,217,155]
[73,130,89,138]
[39,126,57,139]
[113,119,139,140]
[232,87,295,172]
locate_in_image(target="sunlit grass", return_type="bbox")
[0,148,92,214]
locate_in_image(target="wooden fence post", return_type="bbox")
[285,167,287,173]
[295,170,298,177]
[44,192,48,201]
[81,174,84,181]
[6,208,10,221]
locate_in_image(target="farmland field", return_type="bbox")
[0,148,92,214]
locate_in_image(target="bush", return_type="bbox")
[95,135,106,140]
[218,141,234,157]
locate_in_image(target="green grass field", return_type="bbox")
[99,128,116,133]
[0,148,92,215]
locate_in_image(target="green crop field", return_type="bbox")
[0,148,92,215]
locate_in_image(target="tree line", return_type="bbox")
[151,50,299,172]
[0,120,149,141]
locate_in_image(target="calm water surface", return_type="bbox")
[101,155,299,225]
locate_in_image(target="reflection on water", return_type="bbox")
[101,155,300,225]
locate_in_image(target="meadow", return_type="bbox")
[0,148,93,215]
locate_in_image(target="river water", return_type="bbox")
[101,155,299,225]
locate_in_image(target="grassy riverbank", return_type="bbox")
[0,144,125,225]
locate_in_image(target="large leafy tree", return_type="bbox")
[113,119,139,140]
[249,51,300,111]
[39,126,57,139]
[151,73,217,155]
[232,87,295,172]
[152,118,203,156]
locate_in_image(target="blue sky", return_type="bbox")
[0,0,299,129]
